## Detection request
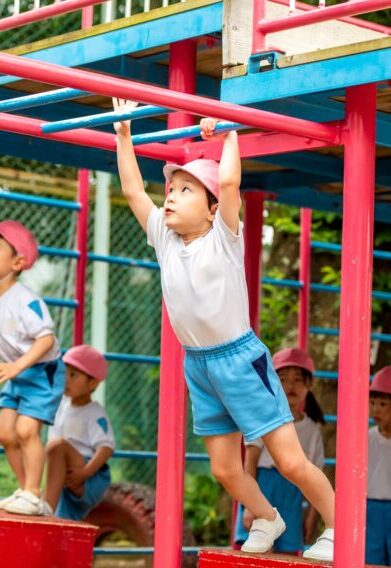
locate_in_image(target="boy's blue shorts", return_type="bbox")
[0,359,65,425]
[366,499,391,566]
[183,329,293,442]
[234,467,304,552]
[56,463,111,521]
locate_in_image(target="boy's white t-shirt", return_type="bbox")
[367,426,391,500]
[247,414,325,470]
[147,207,250,347]
[48,396,115,458]
[0,282,60,363]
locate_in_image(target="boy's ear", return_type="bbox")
[208,202,219,219]
[12,255,26,273]
[89,378,99,392]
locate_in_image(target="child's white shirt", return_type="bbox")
[247,413,325,470]
[48,396,116,458]
[0,282,60,363]
[147,207,250,347]
[367,426,391,500]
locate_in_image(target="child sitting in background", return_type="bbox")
[235,347,325,554]
[0,220,65,516]
[366,366,391,566]
[43,344,115,520]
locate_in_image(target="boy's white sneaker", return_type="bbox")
[4,490,43,516]
[39,500,54,516]
[241,508,286,553]
[303,528,334,562]
[0,489,22,510]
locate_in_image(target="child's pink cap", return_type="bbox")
[163,159,219,201]
[0,220,38,270]
[273,347,315,376]
[370,366,391,395]
[63,344,108,382]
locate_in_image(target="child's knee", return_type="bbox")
[211,463,240,487]
[16,420,41,444]
[276,455,308,482]
[0,429,18,447]
[46,438,68,455]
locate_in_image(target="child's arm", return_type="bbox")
[242,444,261,529]
[66,446,113,490]
[113,98,154,231]
[200,119,241,234]
[0,334,55,383]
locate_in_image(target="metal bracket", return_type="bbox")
[247,50,283,73]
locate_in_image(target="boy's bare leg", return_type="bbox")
[0,408,25,487]
[16,415,44,497]
[44,439,85,511]
[264,423,334,528]
[203,432,276,520]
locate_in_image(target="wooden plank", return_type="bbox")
[278,36,391,68]
[5,0,220,56]
[223,0,253,75]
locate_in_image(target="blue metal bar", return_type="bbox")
[262,276,302,289]
[113,450,209,461]
[93,546,212,556]
[0,88,89,112]
[39,246,79,259]
[0,191,80,211]
[104,352,160,365]
[325,458,336,466]
[314,370,338,380]
[41,105,173,134]
[129,121,244,146]
[45,297,77,309]
[310,326,391,343]
[312,240,391,261]
[88,253,159,270]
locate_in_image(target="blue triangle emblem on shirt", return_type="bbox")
[28,300,43,320]
[97,417,108,434]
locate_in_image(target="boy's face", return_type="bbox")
[0,237,25,278]
[65,364,98,403]
[164,171,217,235]
[278,366,310,407]
[369,394,391,430]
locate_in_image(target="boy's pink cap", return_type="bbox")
[273,347,315,376]
[370,366,391,395]
[0,220,38,270]
[163,159,219,201]
[63,344,108,382]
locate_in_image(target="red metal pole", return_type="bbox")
[257,0,391,34]
[298,208,311,352]
[334,84,377,568]
[244,192,264,336]
[0,113,186,163]
[153,39,197,568]
[73,169,89,345]
[252,0,267,54]
[81,6,94,28]
[0,0,105,31]
[0,52,340,144]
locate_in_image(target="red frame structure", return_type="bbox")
[0,0,384,563]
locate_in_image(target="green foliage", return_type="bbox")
[0,458,18,497]
[184,473,229,545]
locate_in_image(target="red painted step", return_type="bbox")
[0,510,98,568]
[198,549,383,567]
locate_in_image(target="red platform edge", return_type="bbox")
[198,550,383,568]
[0,511,98,568]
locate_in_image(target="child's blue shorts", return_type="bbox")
[56,463,111,521]
[183,329,293,442]
[234,467,304,552]
[0,359,65,425]
[366,498,391,566]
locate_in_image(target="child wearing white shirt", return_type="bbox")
[43,344,115,520]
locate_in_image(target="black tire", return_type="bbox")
[86,483,197,567]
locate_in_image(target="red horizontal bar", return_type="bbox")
[259,0,391,34]
[186,129,337,161]
[271,0,391,35]
[0,53,340,145]
[0,0,105,32]
[0,113,185,162]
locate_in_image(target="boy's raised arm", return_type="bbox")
[114,98,154,232]
[200,119,241,234]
